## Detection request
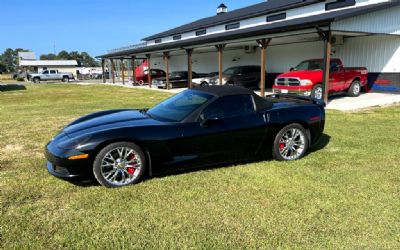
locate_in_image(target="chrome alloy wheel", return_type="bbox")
[278,128,306,160]
[100,147,142,186]
[353,82,360,95]
[314,86,323,100]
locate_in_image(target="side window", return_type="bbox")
[42,70,49,74]
[50,70,56,74]
[251,67,260,73]
[200,95,255,120]
[330,62,339,72]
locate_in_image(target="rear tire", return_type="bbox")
[200,81,208,86]
[272,123,309,161]
[312,84,323,100]
[62,76,69,82]
[93,142,147,188]
[348,80,361,97]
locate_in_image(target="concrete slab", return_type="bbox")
[326,93,400,111]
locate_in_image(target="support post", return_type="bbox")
[163,52,170,90]
[146,54,151,88]
[101,59,106,83]
[322,30,332,104]
[121,59,125,85]
[111,59,115,84]
[131,56,136,86]
[215,44,225,85]
[186,49,193,88]
[257,38,272,97]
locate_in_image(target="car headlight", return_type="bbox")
[300,79,313,86]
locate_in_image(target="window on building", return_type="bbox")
[196,29,207,36]
[173,35,182,40]
[325,0,355,11]
[225,22,240,30]
[155,38,162,44]
[267,13,286,22]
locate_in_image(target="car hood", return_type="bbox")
[63,109,161,138]
[278,70,323,81]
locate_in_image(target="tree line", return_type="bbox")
[40,50,99,67]
[0,48,99,73]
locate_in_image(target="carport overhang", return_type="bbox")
[97,1,399,103]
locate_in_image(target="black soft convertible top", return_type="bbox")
[193,85,273,110]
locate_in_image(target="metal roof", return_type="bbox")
[18,52,36,60]
[143,0,319,41]
[99,1,399,59]
[19,60,78,66]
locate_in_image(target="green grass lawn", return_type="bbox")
[1,84,399,249]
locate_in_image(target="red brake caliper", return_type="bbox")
[127,153,136,175]
[279,143,285,150]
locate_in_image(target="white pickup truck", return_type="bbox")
[29,70,74,83]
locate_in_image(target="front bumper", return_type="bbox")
[273,86,312,96]
[46,161,81,179]
[45,143,91,179]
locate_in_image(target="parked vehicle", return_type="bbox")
[193,72,219,86]
[92,72,110,79]
[273,58,368,100]
[12,72,27,80]
[209,66,266,89]
[29,70,74,83]
[152,71,206,88]
[135,69,166,85]
[45,85,325,188]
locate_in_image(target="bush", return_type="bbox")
[16,76,25,82]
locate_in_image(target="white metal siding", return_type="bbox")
[149,35,399,74]
[146,0,391,46]
[332,5,400,35]
[150,41,325,73]
[335,35,400,72]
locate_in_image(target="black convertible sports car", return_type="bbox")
[45,86,325,187]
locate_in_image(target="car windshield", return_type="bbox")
[147,90,213,122]
[295,60,324,71]
[223,67,241,75]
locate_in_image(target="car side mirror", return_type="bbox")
[200,117,220,128]
[289,67,295,72]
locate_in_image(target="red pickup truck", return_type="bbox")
[273,59,368,100]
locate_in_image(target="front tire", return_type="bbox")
[348,80,361,97]
[93,142,147,188]
[312,84,323,100]
[272,124,309,161]
[33,77,40,83]
[200,81,209,86]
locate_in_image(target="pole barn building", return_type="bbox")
[98,0,400,102]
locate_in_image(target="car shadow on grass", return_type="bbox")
[309,133,331,153]
[0,84,27,92]
[64,133,331,187]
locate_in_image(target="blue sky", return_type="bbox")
[1,0,260,58]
